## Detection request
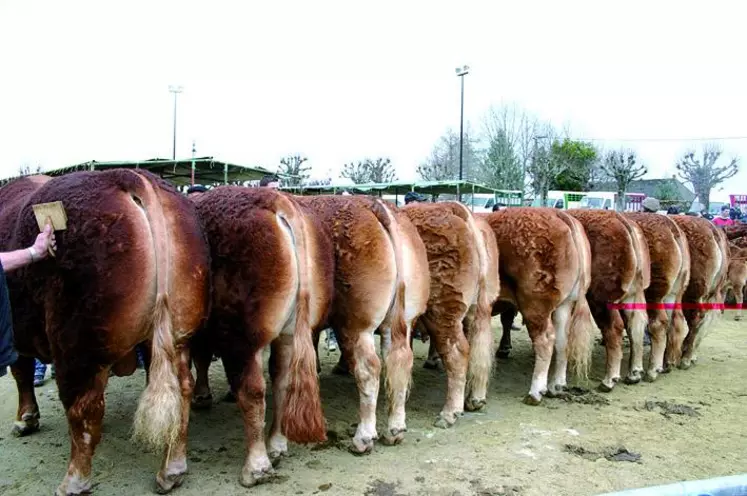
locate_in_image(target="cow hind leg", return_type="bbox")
[156,348,193,493]
[679,310,703,370]
[347,330,381,455]
[426,319,469,429]
[55,367,109,496]
[423,338,444,371]
[267,334,293,463]
[381,321,414,446]
[735,284,744,321]
[595,307,623,392]
[10,356,40,437]
[523,313,555,405]
[665,307,688,371]
[190,337,214,410]
[623,303,647,384]
[547,300,572,396]
[645,309,668,381]
[238,349,276,487]
[497,307,517,359]
[465,303,495,411]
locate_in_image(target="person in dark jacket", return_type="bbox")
[1,224,56,378]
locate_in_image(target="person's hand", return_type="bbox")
[30,223,56,261]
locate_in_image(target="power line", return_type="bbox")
[574,135,747,143]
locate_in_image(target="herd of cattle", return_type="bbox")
[0,169,746,496]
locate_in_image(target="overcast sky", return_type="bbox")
[1,0,745,200]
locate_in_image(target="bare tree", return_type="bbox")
[525,123,568,205]
[277,154,311,186]
[676,143,739,211]
[341,160,370,184]
[366,157,397,183]
[417,127,480,182]
[600,149,647,211]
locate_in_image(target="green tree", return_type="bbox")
[676,143,739,212]
[479,128,523,189]
[600,149,647,211]
[549,139,598,191]
[277,154,310,186]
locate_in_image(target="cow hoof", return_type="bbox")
[522,394,542,406]
[12,413,40,437]
[597,382,615,393]
[496,349,511,359]
[381,428,406,446]
[644,371,658,383]
[735,315,742,321]
[332,362,350,376]
[222,391,236,403]
[423,358,444,371]
[678,360,692,370]
[623,372,642,385]
[465,397,486,412]
[545,386,569,399]
[191,393,213,410]
[268,450,289,467]
[434,412,459,429]
[155,471,186,494]
[239,467,277,488]
[349,437,374,455]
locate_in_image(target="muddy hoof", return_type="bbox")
[735,315,742,321]
[623,373,642,385]
[496,349,511,359]
[191,393,213,410]
[222,391,236,403]
[381,428,406,446]
[348,437,374,455]
[240,467,277,488]
[678,360,693,370]
[433,412,458,429]
[644,371,658,383]
[268,450,289,467]
[545,386,569,399]
[156,471,186,494]
[597,382,615,393]
[12,414,40,437]
[465,398,486,412]
[522,394,542,406]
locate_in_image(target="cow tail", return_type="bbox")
[372,200,413,412]
[561,213,595,381]
[276,200,326,444]
[130,174,182,454]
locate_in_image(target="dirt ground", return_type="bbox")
[1,315,746,496]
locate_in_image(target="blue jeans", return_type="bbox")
[0,263,18,378]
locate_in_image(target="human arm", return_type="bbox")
[0,224,57,273]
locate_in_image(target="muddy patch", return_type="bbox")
[548,386,610,406]
[470,479,524,495]
[365,479,406,496]
[564,444,642,463]
[642,400,701,418]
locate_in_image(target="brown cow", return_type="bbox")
[668,216,730,369]
[400,201,500,427]
[624,213,691,377]
[566,210,651,390]
[725,244,747,321]
[189,187,328,486]
[296,195,429,453]
[724,223,747,240]
[0,170,209,495]
[735,236,747,249]
[482,208,596,404]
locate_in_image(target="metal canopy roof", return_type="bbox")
[281,179,522,197]
[2,157,292,187]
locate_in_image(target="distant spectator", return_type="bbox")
[492,202,507,212]
[713,205,734,227]
[404,191,428,204]
[186,184,207,197]
[259,175,280,189]
[642,197,660,213]
[666,206,680,215]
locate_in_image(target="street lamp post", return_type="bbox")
[455,65,469,201]
[169,85,183,160]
